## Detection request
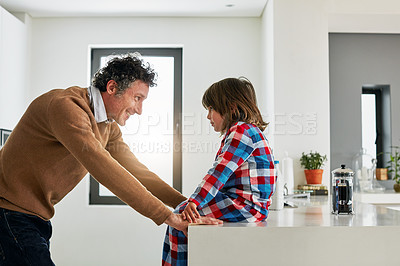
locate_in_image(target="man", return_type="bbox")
[0,53,221,265]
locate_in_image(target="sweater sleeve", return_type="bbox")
[106,123,187,209]
[47,95,171,225]
[188,124,255,209]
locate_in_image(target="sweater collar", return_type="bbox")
[87,86,113,124]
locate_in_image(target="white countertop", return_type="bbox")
[354,190,400,204]
[266,195,400,227]
[200,195,400,228]
[188,196,400,266]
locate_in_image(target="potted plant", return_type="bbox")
[300,151,327,184]
[387,146,400,192]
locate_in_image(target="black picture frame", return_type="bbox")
[0,129,12,146]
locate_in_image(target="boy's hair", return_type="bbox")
[92,53,157,95]
[202,77,268,132]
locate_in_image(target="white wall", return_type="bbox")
[260,0,275,149]
[261,0,400,189]
[0,7,29,130]
[262,0,331,187]
[29,16,261,265]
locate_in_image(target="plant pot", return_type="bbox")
[394,183,400,193]
[376,168,388,180]
[304,169,323,184]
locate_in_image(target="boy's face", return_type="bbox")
[207,107,224,133]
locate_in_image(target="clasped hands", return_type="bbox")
[181,201,200,223]
[166,202,222,237]
[182,201,215,224]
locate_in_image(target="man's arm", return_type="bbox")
[47,96,172,225]
[106,123,187,209]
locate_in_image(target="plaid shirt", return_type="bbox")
[162,122,275,266]
[189,121,275,219]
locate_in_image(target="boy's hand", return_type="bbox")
[182,201,200,223]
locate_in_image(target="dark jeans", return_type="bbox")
[0,208,55,266]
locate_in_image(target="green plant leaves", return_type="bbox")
[300,151,327,170]
[387,146,400,184]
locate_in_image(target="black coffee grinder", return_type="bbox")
[332,164,354,214]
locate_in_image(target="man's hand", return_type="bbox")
[164,213,223,237]
[164,213,189,236]
[182,202,200,223]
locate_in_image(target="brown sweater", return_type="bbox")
[0,86,186,225]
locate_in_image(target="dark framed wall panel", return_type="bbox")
[0,128,12,146]
[89,47,183,205]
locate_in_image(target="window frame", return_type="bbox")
[362,85,391,168]
[0,128,12,146]
[88,46,183,205]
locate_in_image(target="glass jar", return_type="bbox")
[352,148,374,192]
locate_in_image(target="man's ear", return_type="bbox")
[106,80,118,95]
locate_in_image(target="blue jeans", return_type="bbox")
[0,208,55,266]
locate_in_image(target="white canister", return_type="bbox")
[282,151,294,195]
[270,160,284,211]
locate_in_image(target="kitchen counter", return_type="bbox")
[188,196,400,266]
[354,191,400,204]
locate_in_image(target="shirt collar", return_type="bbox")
[87,86,113,124]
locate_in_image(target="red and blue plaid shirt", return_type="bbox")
[188,121,275,220]
[162,122,275,266]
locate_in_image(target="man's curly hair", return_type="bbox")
[92,53,157,94]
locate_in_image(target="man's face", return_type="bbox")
[105,80,149,126]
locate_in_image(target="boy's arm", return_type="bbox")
[188,124,255,209]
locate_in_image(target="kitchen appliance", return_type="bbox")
[332,164,354,214]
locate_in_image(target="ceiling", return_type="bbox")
[0,0,268,18]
